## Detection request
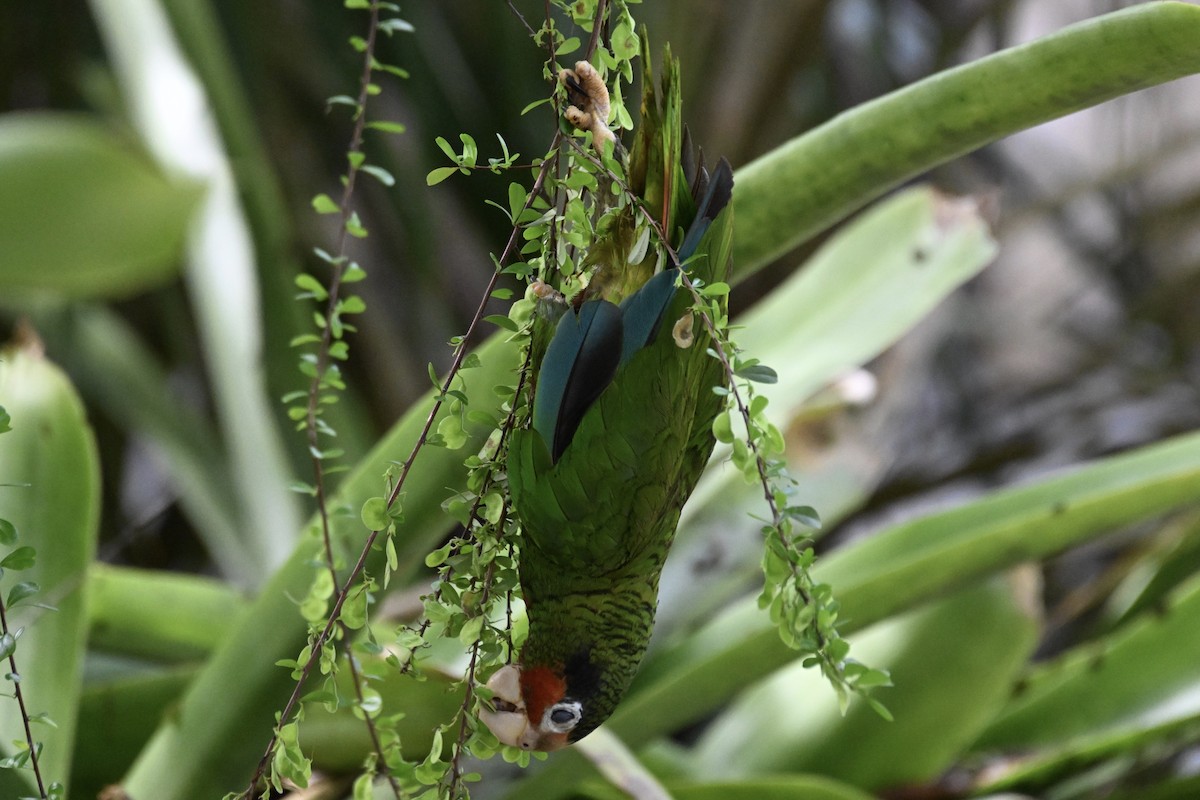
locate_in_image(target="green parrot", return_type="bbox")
[481,46,734,752]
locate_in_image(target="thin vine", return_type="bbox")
[560,125,892,714]
[248,0,882,796]
[238,0,415,796]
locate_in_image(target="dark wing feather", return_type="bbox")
[618,267,680,365]
[533,299,624,461]
[678,156,734,261]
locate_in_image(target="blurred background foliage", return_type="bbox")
[3,1,1200,799]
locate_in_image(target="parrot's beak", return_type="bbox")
[480,665,531,748]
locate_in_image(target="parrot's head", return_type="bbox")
[480,660,606,752]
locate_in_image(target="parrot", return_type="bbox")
[480,44,735,752]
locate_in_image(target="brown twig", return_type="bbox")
[0,594,48,798]
[247,5,622,795]
[243,2,399,796]
[505,0,536,38]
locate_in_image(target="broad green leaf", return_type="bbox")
[733,2,1200,272]
[736,187,995,417]
[692,574,1040,791]
[0,113,199,297]
[31,307,249,583]
[0,342,101,797]
[71,664,197,798]
[86,564,247,663]
[630,430,1200,740]
[93,0,303,579]
[972,571,1200,792]
[663,778,878,800]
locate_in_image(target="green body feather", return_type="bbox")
[507,45,734,741]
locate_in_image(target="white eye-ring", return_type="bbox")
[544,701,582,733]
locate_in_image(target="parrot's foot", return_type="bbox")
[531,280,565,304]
[560,60,614,148]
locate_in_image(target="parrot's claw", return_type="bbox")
[559,60,614,148]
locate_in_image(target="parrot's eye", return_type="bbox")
[544,701,582,733]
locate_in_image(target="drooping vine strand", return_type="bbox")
[243,0,402,794]
[0,575,50,799]
[558,133,885,708]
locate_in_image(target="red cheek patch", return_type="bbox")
[521,665,566,726]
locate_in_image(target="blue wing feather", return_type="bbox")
[533,300,624,461]
[530,160,733,464]
[618,268,679,365]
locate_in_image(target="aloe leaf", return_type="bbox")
[72,665,198,799]
[628,430,1200,740]
[91,0,302,576]
[663,777,876,800]
[971,571,1200,792]
[0,114,199,298]
[87,563,247,663]
[0,341,101,796]
[733,1,1200,271]
[692,574,1041,791]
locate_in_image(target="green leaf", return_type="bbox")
[459,133,477,167]
[294,273,328,301]
[0,518,15,546]
[360,497,390,531]
[344,212,367,238]
[622,429,1200,754]
[610,21,639,62]
[484,314,519,332]
[1,546,36,571]
[0,113,200,298]
[434,136,457,160]
[734,186,995,429]
[85,564,247,664]
[973,571,1200,791]
[426,166,458,186]
[311,193,340,214]
[508,182,529,221]
[436,415,468,451]
[361,165,395,186]
[663,777,875,800]
[365,120,407,134]
[521,97,553,116]
[692,577,1039,791]
[378,17,415,35]
[339,586,368,630]
[6,581,40,608]
[712,412,735,444]
[734,364,778,384]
